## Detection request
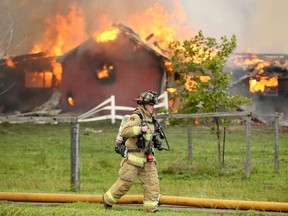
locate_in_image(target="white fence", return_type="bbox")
[78,91,169,124]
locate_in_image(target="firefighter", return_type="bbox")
[103,90,162,213]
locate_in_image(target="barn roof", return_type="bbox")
[0,52,55,72]
[115,23,170,60]
[56,23,170,63]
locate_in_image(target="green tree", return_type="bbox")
[169,31,251,166]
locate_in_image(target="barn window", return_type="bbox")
[25,71,53,88]
[95,63,115,84]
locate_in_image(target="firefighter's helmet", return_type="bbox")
[134,90,158,105]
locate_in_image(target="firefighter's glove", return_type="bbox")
[153,135,163,151]
[115,143,128,157]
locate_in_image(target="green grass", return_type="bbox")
[0,201,275,216]
[0,120,288,215]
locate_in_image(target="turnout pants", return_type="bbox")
[103,158,160,212]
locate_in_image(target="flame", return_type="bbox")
[253,61,271,74]
[235,54,280,94]
[244,55,264,66]
[233,54,257,66]
[249,76,278,93]
[97,64,113,79]
[25,71,53,88]
[29,2,88,86]
[234,53,272,74]
[194,47,213,64]
[24,1,190,90]
[52,60,62,86]
[199,76,210,82]
[67,97,75,106]
[185,75,210,91]
[31,2,87,56]
[164,61,173,72]
[93,26,120,43]
[128,3,175,51]
[6,58,15,68]
[166,88,177,93]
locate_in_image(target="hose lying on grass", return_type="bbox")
[0,192,287,212]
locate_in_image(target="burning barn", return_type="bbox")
[57,23,169,112]
[0,23,169,114]
[0,53,59,113]
[229,53,288,116]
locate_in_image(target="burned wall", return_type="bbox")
[0,53,58,113]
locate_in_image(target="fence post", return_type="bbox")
[188,125,193,165]
[70,122,80,191]
[222,127,226,166]
[245,113,251,178]
[274,113,280,173]
[111,95,116,124]
[164,91,169,111]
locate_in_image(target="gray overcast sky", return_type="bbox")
[180,0,288,54]
[1,0,287,55]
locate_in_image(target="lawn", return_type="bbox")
[0,120,287,215]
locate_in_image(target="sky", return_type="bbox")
[1,0,287,55]
[180,0,288,54]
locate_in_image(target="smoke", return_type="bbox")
[249,0,288,54]
[0,0,183,55]
[180,0,288,54]
[1,0,287,56]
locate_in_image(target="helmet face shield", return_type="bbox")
[135,90,159,105]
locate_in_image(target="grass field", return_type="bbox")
[0,120,288,215]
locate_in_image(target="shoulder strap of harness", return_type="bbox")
[133,109,143,120]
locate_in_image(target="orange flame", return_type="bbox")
[128,3,176,52]
[166,88,177,93]
[6,58,15,68]
[52,60,62,86]
[164,61,173,72]
[67,97,75,106]
[253,61,271,74]
[29,2,88,86]
[25,1,190,89]
[234,54,272,74]
[249,76,278,93]
[93,26,120,43]
[31,2,87,56]
[235,54,279,94]
[25,71,53,88]
[199,76,210,82]
[97,65,113,79]
[185,75,210,91]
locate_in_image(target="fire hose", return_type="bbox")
[0,192,288,212]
